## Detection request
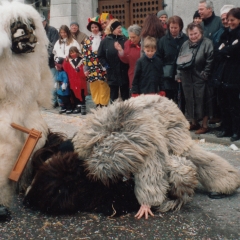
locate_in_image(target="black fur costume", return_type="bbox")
[23,132,140,216]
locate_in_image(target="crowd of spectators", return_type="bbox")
[42,0,240,141]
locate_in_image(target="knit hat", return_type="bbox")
[110,21,121,32]
[87,16,102,32]
[193,10,201,19]
[157,10,168,18]
[70,22,79,27]
[220,5,235,16]
[100,13,114,21]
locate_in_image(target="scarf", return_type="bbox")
[91,32,102,52]
[189,37,203,48]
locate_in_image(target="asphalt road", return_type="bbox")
[0,110,239,240]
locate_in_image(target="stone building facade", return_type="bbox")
[23,0,239,34]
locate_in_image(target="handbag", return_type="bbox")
[163,64,174,78]
[177,40,202,70]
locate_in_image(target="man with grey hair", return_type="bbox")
[198,0,222,40]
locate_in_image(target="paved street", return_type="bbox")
[1,108,240,240]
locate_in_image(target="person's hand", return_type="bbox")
[135,205,154,219]
[84,71,89,77]
[65,56,69,62]
[131,93,139,98]
[159,91,166,97]
[114,41,123,52]
[176,79,181,83]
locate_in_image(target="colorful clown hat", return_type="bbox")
[87,16,102,31]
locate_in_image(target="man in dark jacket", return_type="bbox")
[198,0,222,40]
[198,0,222,124]
[42,15,59,107]
[97,21,129,102]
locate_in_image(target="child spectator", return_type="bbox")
[55,58,71,114]
[131,36,165,97]
[63,47,87,114]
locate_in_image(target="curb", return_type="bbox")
[190,132,240,148]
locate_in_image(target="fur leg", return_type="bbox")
[157,156,198,212]
[183,144,240,194]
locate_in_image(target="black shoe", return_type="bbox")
[66,109,73,114]
[216,130,232,138]
[81,105,86,115]
[59,109,66,114]
[230,134,240,142]
[208,192,229,199]
[53,102,59,108]
[0,205,11,221]
[73,107,81,114]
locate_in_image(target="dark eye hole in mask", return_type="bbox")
[11,18,37,54]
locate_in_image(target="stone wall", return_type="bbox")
[172,0,239,31]
[48,0,239,32]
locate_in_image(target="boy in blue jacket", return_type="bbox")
[55,58,72,114]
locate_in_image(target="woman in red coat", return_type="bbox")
[63,46,88,114]
[114,24,141,89]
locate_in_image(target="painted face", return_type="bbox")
[159,14,168,24]
[221,13,229,28]
[228,15,240,30]
[70,24,79,34]
[60,30,67,39]
[169,23,181,37]
[188,27,202,43]
[144,47,156,58]
[129,32,140,45]
[70,51,78,59]
[101,20,110,31]
[91,23,100,35]
[112,25,122,35]
[198,3,212,19]
[193,17,202,24]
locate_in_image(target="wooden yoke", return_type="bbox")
[9,123,42,182]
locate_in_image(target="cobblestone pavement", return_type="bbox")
[1,108,240,240]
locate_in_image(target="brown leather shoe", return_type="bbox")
[189,123,200,131]
[195,127,209,134]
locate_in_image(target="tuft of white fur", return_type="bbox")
[0,0,52,207]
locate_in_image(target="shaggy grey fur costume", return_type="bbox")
[72,95,240,211]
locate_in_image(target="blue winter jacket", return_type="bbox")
[56,70,70,96]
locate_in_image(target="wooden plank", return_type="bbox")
[9,124,42,182]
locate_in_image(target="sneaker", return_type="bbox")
[195,127,209,134]
[66,110,73,114]
[59,109,66,114]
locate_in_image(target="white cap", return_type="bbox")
[220,5,235,16]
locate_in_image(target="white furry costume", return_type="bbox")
[0,1,52,208]
[72,95,240,212]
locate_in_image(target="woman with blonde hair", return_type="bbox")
[53,25,80,61]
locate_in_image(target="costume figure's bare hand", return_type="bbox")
[135,205,154,219]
